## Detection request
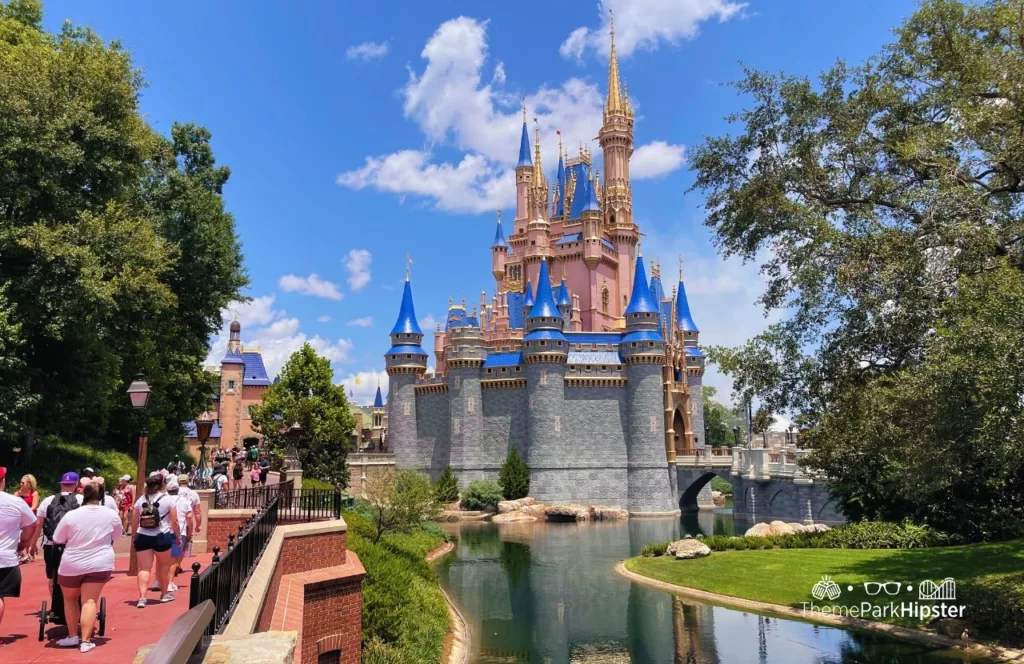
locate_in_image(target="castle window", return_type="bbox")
[585,366,592,372]
[539,341,546,347]
[227,380,236,391]
[575,344,582,351]
[246,405,254,419]
[645,313,651,318]
[601,366,607,371]
[454,375,461,389]
[453,418,460,434]
[540,371,548,385]
[568,365,575,371]
[403,402,411,416]
[487,369,492,374]
[515,367,521,373]
[631,342,637,348]
[649,342,655,348]
[501,367,507,373]
[467,397,475,414]
[406,354,412,360]
[601,287,609,314]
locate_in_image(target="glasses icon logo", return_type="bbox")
[863,581,904,596]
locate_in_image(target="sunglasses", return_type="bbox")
[863,582,904,596]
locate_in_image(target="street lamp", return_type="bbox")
[732,426,741,447]
[195,411,214,489]
[788,425,795,447]
[284,422,303,471]
[126,374,151,577]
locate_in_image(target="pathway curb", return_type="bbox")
[426,542,469,664]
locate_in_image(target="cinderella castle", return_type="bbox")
[385,23,706,514]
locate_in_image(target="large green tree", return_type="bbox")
[691,0,1024,539]
[702,386,745,447]
[251,344,355,488]
[0,0,245,461]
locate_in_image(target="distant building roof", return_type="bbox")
[373,385,384,408]
[555,232,583,245]
[517,120,532,168]
[241,352,272,386]
[183,420,222,439]
[676,280,700,332]
[528,261,560,319]
[556,279,571,307]
[221,348,245,365]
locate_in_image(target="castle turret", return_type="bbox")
[677,264,705,450]
[492,208,508,284]
[521,259,570,504]
[385,265,428,474]
[621,254,676,514]
[554,140,567,218]
[228,317,242,353]
[447,307,486,486]
[515,108,533,225]
[556,274,572,329]
[521,279,535,324]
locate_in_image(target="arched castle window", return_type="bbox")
[601,286,609,313]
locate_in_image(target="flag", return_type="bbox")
[354,375,362,386]
[556,130,561,136]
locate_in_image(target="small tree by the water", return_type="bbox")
[498,448,530,500]
[434,465,459,504]
[364,468,439,543]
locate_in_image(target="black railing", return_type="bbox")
[189,493,279,635]
[282,487,345,522]
[216,479,294,509]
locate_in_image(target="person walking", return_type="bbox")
[0,467,37,638]
[166,456,186,476]
[258,455,271,487]
[34,472,82,620]
[176,474,201,550]
[165,478,194,589]
[131,473,179,607]
[15,475,40,562]
[50,482,122,652]
[231,447,245,490]
[113,475,133,535]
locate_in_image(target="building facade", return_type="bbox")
[384,22,706,513]
[349,385,388,451]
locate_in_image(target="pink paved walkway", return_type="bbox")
[0,551,215,663]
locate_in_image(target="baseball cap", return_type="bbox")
[166,477,179,490]
[60,471,80,485]
[0,467,6,480]
[84,467,95,473]
[120,474,131,482]
[177,474,189,484]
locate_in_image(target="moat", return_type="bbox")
[437,506,972,664]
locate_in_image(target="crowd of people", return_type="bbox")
[0,464,203,653]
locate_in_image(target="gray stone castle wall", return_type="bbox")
[389,374,427,473]
[687,374,706,449]
[448,367,483,485]
[480,387,528,480]
[625,363,677,513]
[417,392,450,480]
[560,385,629,507]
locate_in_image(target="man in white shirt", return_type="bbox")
[176,474,202,541]
[35,471,82,600]
[0,466,38,632]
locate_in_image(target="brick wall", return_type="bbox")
[281,532,347,575]
[207,510,255,552]
[302,576,363,664]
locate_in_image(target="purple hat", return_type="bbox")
[60,471,80,485]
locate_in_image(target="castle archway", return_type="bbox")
[679,471,716,512]
[673,407,686,455]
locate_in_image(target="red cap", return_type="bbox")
[0,466,6,480]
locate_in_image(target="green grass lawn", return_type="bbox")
[625,539,1024,629]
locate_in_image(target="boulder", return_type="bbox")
[546,504,590,521]
[769,520,796,535]
[521,503,548,518]
[804,523,831,533]
[744,523,773,537]
[711,491,726,507]
[589,505,629,521]
[667,539,712,560]
[497,497,536,513]
[491,511,539,524]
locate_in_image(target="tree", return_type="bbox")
[251,344,355,488]
[0,286,34,445]
[498,448,530,500]
[702,386,745,447]
[690,0,1024,538]
[364,468,438,544]
[433,465,459,504]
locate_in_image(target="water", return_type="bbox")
[436,506,973,664]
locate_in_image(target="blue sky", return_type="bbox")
[43,0,917,405]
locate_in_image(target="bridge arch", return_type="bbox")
[679,471,717,511]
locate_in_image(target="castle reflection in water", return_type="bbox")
[436,518,971,664]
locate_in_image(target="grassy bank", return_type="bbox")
[6,436,138,496]
[341,508,451,663]
[625,539,1024,645]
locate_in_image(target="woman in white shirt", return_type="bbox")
[131,473,180,608]
[51,482,122,653]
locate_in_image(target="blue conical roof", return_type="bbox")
[522,280,535,308]
[493,218,507,247]
[676,280,699,332]
[529,261,560,319]
[555,151,566,216]
[624,256,659,315]
[390,279,423,335]
[373,385,383,408]
[517,121,532,168]
[556,279,571,307]
[581,175,601,213]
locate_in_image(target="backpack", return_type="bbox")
[43,493,79,540]
[139,496,162,530]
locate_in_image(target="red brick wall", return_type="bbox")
[281,532,347,575]
[207,512,253,552]
[302,576,363,664]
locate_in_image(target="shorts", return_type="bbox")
[134,532,173,553]
[0,565,22,598]
[58,571,112,589]
[233,468,243,480]
[170,539,184,558]
[43,544,65,580]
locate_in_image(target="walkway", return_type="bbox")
[0,551,214,664]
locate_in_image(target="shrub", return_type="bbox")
[364,468,439,543]
[959,572,1024,647]
[12,436,137,497]
[460,479,503,510]
[640,540,671,557]
[497,448,530,500]
[302,477,335,491]
[710,476,733,495]
[694,521,951,552]
[433,465,459,504]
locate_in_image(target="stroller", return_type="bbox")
[37,546,107,641]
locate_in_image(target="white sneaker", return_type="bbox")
[160,592,175,603]
[149,584,161,591]
[136,598,147,609]
[167,582,179,592]
[56,635,80,647]
[80,641,96,653]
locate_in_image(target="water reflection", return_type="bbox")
[437,515,974,664]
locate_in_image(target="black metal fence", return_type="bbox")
[282,487,346,522]
[189,493,279,635]
[215,479,294,510]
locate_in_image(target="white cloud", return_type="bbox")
[346,40,390,61]
[492,61,506,85]
[420,314,439,331]
[631,141,686,179]
[347,316,374,327]
[317,315,331,323]
[278,273,344,300]
[561,0,747,60]
[206,296,355,376]
[338,369,390,406]
[344,249,373,291]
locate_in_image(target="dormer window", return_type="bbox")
[631,342,637,348]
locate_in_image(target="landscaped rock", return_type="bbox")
[545,504,590,521]
[491,511,539,523]
[521,503,548,517]
[589,505,629,521]
[769,520,796,535]
[497,497,536,513]
[711,490,726,507]
[804,523,831,533]
[667,539,712,559]
[744,522,772,537]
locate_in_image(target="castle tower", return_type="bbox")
[580,170,603,326]
[447,313,486,485]
[385,265,428,474]
[677,265,705,450]
[228,316,241,353]
[521,279,535,324]
[491,208,508,285]
[599,15,639,318]
[515,108,533,226]
[621,254,677,514]
[521,259,570,503]
[556,273,572,329]
[554,139,567,218]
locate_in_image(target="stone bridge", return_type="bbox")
[674,446,844,525]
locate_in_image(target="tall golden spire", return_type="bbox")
[605,10,623,115]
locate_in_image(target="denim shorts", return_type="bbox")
[135,532,173,553]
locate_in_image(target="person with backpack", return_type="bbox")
[130,472,180,607]
[34,472,82,621]
[0,466,37,637]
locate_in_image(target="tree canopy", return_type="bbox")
[0,0,246,462]
[250,344,355,488]
[692,0,1024,539]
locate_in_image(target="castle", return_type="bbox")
[385,22,706,513]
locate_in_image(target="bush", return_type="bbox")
[497,448,529,500]
[433,465,459,504]
[11,436,137,497]
[460,479,503,511]
[640,540,671,557]
[960,572,1024,647]
[694,521,951,552]
[302,477,335,491]
[710,476,733,495]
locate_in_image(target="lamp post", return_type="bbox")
[788,424,795,447]
[195,411,214,489]
[126,374,151,577]
[732,426,741,447]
